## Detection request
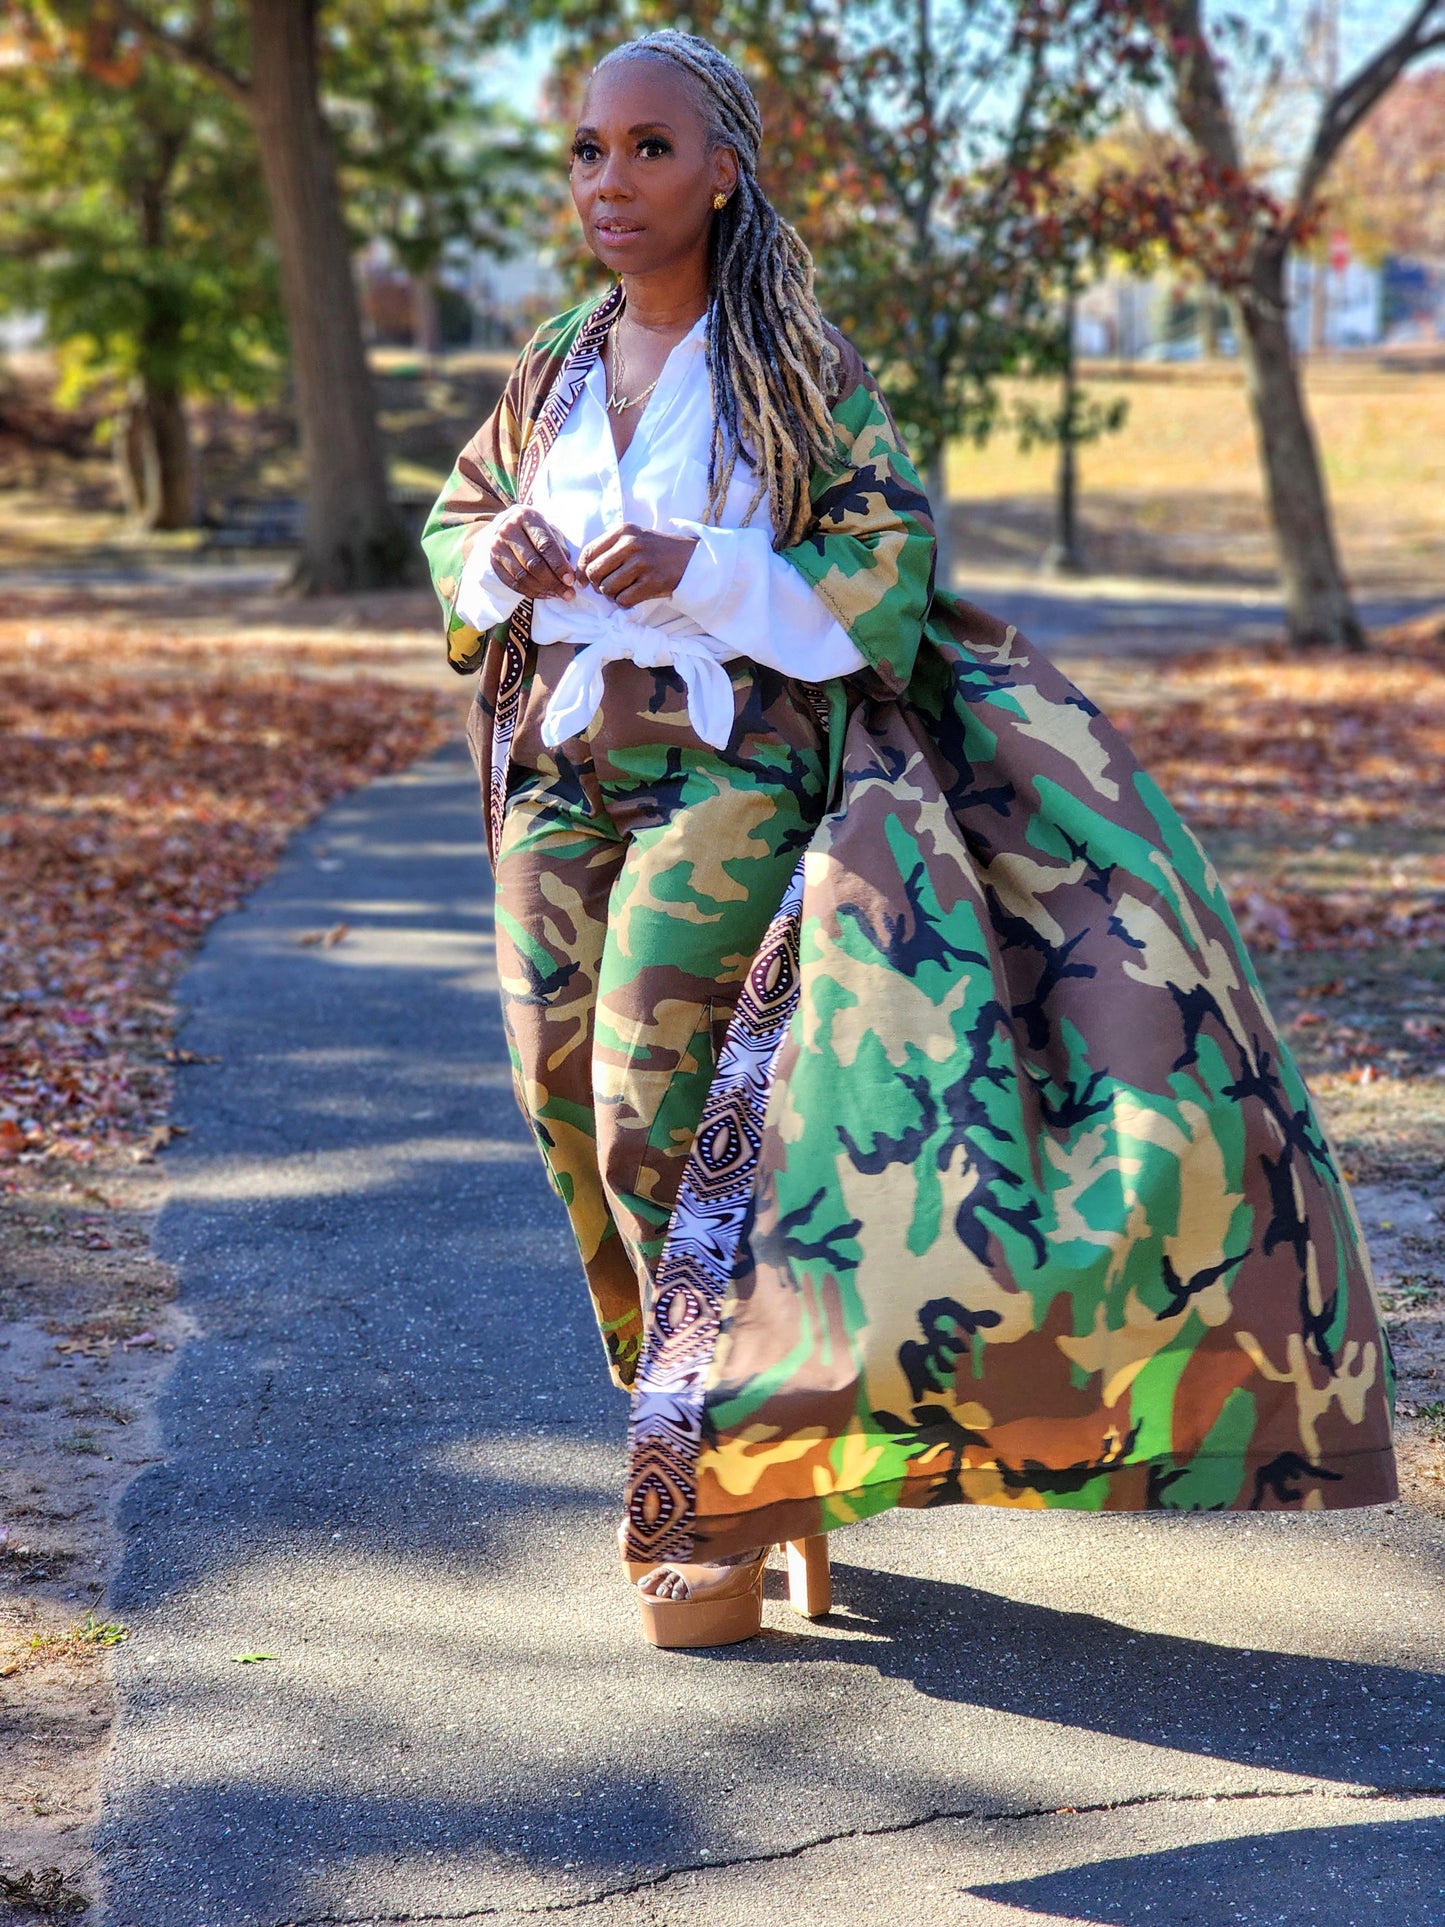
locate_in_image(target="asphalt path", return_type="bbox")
[97,740,1445,1927]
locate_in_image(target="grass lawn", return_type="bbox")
[947,358,1445,590]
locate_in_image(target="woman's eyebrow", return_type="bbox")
[572,122,677,137]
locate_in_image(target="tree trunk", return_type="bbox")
[114,392,153,522]
[246,0,409,591]
[114,378,194,531]
[1200,291,1221,358]
[1234,243,1364,651]
[413,274,442,371]
[1044,287,1087,576]
[926,446,951,594]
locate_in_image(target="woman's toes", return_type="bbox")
[638,1566,688,1600]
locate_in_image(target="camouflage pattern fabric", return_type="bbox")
[625,603,1397,1563]
[494,644,827,1388]
[420,289,1397,1571]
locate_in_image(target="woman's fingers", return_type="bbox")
[577,525,636,585]
[494,510,575,598]
[586,545,644,597]
[520,512,577,595]
[609,565,656,608]
[607,568,654,607]
[579,526,697,604]
[581,526,665,603]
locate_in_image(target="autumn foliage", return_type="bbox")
[1113,631,1445,957]
[0,630,447,1163]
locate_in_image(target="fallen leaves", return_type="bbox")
[297,922,350,948]
[1114,646,1445,839]
[1227,879,1445,955]
[1,636,449,1162]
[0,1865,89,1915]
[1113,644,1445,956]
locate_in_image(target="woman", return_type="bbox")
[422,30,1396,1651]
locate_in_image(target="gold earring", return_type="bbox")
[713,192,728,210]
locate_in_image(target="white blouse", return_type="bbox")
[455,313,865,750]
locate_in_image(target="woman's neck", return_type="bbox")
[619,262,709,337]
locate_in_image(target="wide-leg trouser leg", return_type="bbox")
[494,789,637,1377]
[492,653,827,1388]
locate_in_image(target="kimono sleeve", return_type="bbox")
[780,344,936,696]
[419,358,525,676]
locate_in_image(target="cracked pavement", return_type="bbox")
[96,744,1445,1927]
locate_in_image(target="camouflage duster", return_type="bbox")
[422,287,1397,1569]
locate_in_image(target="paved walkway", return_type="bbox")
[98,744,1445,1927]
[952,577,1436,654]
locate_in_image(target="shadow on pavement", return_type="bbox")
[968,1815,1445,1925]
[101,1772,704,1923]
[754,1563,1442,1791]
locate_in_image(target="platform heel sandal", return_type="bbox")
[636,1547,768,1649]
[633,1536,831,1649]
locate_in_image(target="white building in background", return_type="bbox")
[1074,276,1157,359]
[1073,255,1387,362]
[355,231,565,351]
[1285,253,1383,352]
[463,247,565,346]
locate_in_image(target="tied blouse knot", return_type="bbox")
[454,312,865,748]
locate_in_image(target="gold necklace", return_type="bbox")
[606,325,662,415]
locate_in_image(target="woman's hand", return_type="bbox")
[489,506,577,600]
[577,524,699,608]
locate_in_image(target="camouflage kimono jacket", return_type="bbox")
[422,286,1396,1566]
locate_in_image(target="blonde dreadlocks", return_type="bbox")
[594,29,840,549]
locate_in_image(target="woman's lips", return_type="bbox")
[595,220,644,242]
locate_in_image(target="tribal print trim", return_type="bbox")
[486,283,625,863]
[623,860,807,1565]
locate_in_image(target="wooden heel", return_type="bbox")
[784,1535,831,1617]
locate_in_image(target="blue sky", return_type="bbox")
[474,4,1443,124]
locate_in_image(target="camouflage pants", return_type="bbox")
[493,644,829,1388]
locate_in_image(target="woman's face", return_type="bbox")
[570,56,738,281]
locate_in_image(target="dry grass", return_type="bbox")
[0,1613,127,1682]
[948,360,1445,589]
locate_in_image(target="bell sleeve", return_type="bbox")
[777,341,937,696]
[419,358,526,676]
[667,522,867,682]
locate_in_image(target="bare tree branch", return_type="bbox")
[109,1,250,107]
[1295,0,1445,215]
[834,68,919,217]
[1157,0,1247,177]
